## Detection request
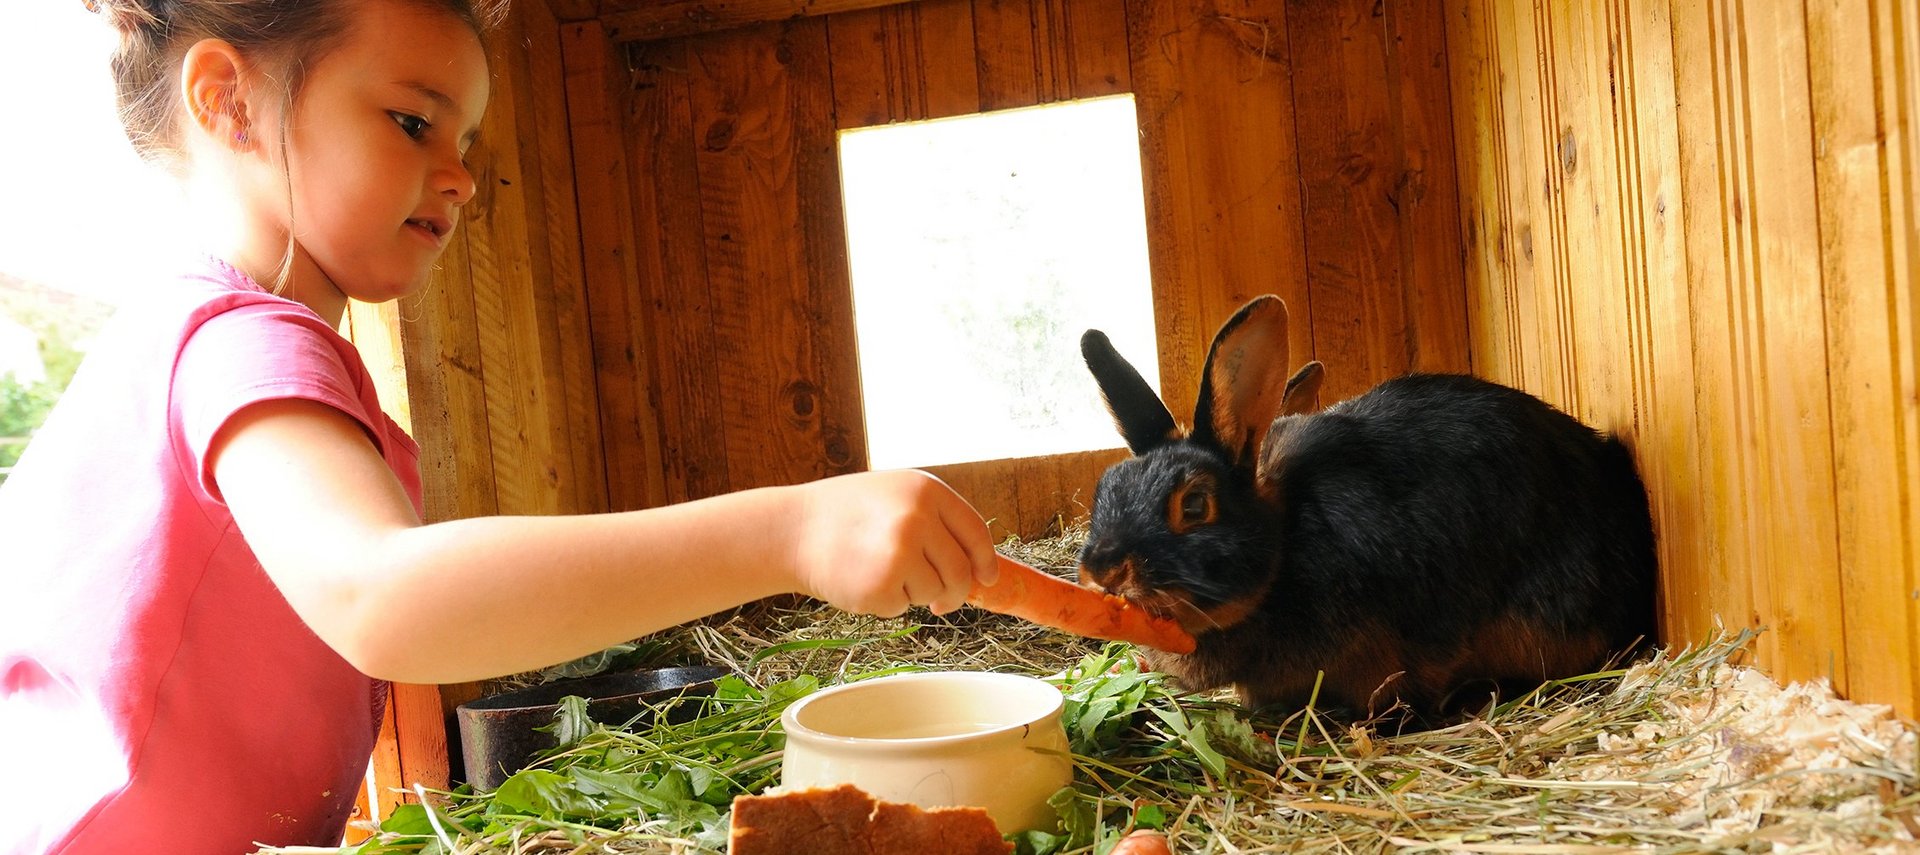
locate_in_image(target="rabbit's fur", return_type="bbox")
[1078,296,1656,717]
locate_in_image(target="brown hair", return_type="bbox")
[93,0,505,166]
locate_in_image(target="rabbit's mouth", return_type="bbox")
[1106,578,1265,636]
[1083,569,1226,636]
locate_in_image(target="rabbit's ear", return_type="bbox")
[1191,295,1294,465]
[1281,360,1325,416]
[1083,329,1179,454]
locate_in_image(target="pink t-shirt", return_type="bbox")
[0,258,424,853]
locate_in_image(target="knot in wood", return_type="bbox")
[784,379,819,419]
[705,117,736,152]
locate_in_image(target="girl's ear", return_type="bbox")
[1190,295,1295,465]
[1082,329,1179,455]
[179,39,253,151]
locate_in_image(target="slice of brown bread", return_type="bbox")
[727,784,1013,855]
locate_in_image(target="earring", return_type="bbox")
[235,128,249,145]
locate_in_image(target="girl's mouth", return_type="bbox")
[406,217,450,243]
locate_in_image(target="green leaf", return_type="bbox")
[711,674,761,701]
[549,695,595,749]
[1201,708,1276,766]
[375,803,437,835]
[649,767,695,804]
[1011,828,1068,855]
[1047,786,1098,848]
[1133,803,1167,829]
[764,674,821,704]
[1150,706,1226,780]
[490,768,603,819]
[568,766,655,815]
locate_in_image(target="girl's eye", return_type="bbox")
[390,112,430,139]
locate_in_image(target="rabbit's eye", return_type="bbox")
[1171,486,1215,532]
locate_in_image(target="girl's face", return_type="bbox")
[267,0,489,308]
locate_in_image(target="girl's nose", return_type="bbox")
[438,155,477,206]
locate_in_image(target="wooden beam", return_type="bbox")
[599,0,916,43]
[545,0,601,22]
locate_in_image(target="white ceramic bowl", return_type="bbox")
[779,671,1074,833]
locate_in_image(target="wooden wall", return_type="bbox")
[565,0,1468,539]
[1445,0,1920,715]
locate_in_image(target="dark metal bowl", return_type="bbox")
[454,664,730,791]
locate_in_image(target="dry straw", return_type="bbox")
[264,525,1920,854]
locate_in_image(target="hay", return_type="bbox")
[274,526,1919,854]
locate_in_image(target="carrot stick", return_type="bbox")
[966,555,1197,654]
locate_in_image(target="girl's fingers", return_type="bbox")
[918,535,972,614]
[896,559,944,615]
[922,472,998,587]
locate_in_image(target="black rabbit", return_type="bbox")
[1077,295,1656,717]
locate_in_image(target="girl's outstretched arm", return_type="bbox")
[209,398,999,684]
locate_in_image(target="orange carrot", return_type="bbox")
[966,555,1197,654]
[1110,830,1174,855]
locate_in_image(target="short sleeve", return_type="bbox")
[172,301,385,504]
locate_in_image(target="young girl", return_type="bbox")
[0,0,1000,850]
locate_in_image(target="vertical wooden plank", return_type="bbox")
[1289,0,1468,398]
[975,0,1048,109]
[975,0,1132,112]
[1807,0,1919,711]
[342,300,412,432]
[1728,0,1847,688]
[521,0,610,516]
[828,0,980,127]
[1603,0,1706,645]
[1288,0,1411,401]
[1446,0,1520,388]
[627,38,731,502]
[564,22,671,510]
[1888,0,1920,714]
[1128,0,1309,416]
[405,233,499,523]
[1667,0,1761,658]
[1059,0,1134,100]
[1517,0,1584,415]
[1670,0,1851,683]
[466,14,578,516]
[1502,0,1564,406]
[1547,2,1633,434]
[687,21,840,490]
[793,19,869,482]
[1391,0,1471,376]
[348,696,401,841]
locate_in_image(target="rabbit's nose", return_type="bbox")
[1080,560,1137,595]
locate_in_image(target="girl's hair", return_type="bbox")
[93,0,507,166]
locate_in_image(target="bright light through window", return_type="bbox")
[839,95,1160,470]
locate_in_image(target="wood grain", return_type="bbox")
[564,21,671,510]
[601,0,918,42]
[1128,0,1312,414]
[1288,0,1470,401]
[1449,0,1914,713]
[827,0,980,127]
[1805,0,1920,708]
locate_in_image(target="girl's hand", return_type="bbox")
[786,470,1000,618]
